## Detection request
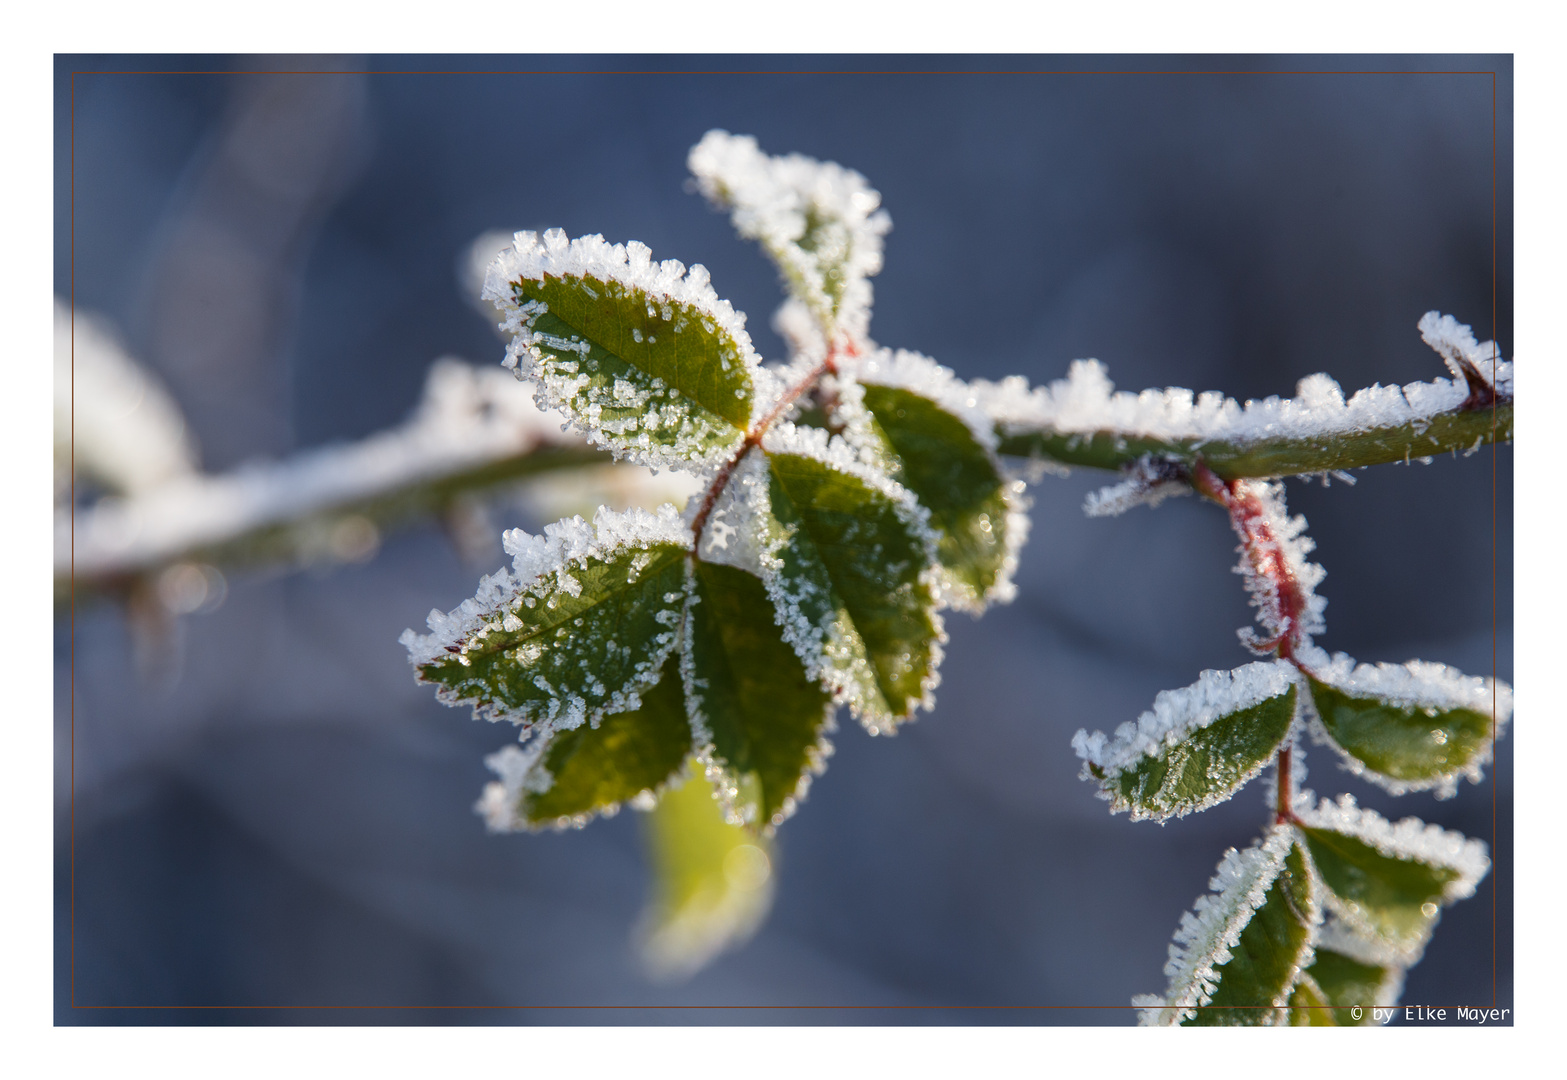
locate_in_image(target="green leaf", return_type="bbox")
[687,561,835,831]
[859,383,1017,610]
[1308,676,1493,787]
[1304,656,1509,794]
[1074,662,1297,822]
[488,231,756,468]
[521,656,693,825]
[636,759,775,979]
[688,131,889,341]
[406,508,691,733]
[760,442,943,732]
[1185,843,1316,1026]
[1299,824,1461,958]
[1300,947,1400,1025]
[1286,975,1338,1026]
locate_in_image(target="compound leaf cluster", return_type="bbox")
[407,133,1024,837]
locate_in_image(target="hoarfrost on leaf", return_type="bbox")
[688,130,890,344]
[682,560,837,833]
[1300,649,1511,796]
[1072,661,1298,821]
[838,349,1030,611]
[401,504,692,737]
[493,655,695,830]
[1417,311,1512,400]
[1139,827,1317,1025]
[1293,793,1488,961]
[484,229,760,471]
[754,434,945,734]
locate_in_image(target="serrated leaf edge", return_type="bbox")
[1291,792,1488,962]
[1299,646,1511,798]
[677,559,841,835]
[1072,660,1299,821]
[830,363,1032,613]
[755,424,948,733]
[400,504,693,733]
[1136,825,1319,1026]
[483,229,760,471]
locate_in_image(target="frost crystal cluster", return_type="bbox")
[403,131,1513,1013]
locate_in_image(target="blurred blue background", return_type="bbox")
[54,54,1512,1024]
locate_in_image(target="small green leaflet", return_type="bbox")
[1290,948,1399,1025]
[1185,843,1316,1026]
[1303,654,1510,794]
[521,656,693,826]
[685,561,835,831]
[1074,661,1297,822]
[637,759,775,979]
[858,383,1015,610]
[1294,798,1488,960]
[1137,826,1317,1026]
[1308,676,1494,790]
[485,231,757,469]
[1286,976,1336,1026]
[687,131,890,342]
[403,507,691,734]
[759,440,944,733]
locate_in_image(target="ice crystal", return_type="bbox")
[1418,311,1512,398]
[844,347,1000,453]
[473,740,550,832]
[1083,455,1193,517]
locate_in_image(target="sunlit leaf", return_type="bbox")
[636,759,775,980]
[485,230,757,469]
[1074,662,1297,822]
[756,431,944,733]
[1295,796,1489,961]
[686,560,835,831]
[1185,843,1316,1026]
[403,506,691,734]
[1304,653,1510,796]
[521,656,693,826]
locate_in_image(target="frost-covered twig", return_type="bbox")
[988,313,1511,480]
[59,359,604,598]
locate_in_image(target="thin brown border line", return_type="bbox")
[69,66,78,1014]
[70,68,1503,77]
[1489,66,1500,1013]
[59,1002,1497,1012]
[65,61,1509,1018]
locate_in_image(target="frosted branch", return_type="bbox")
[986,313,1511,480]
[61,359,603,596]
